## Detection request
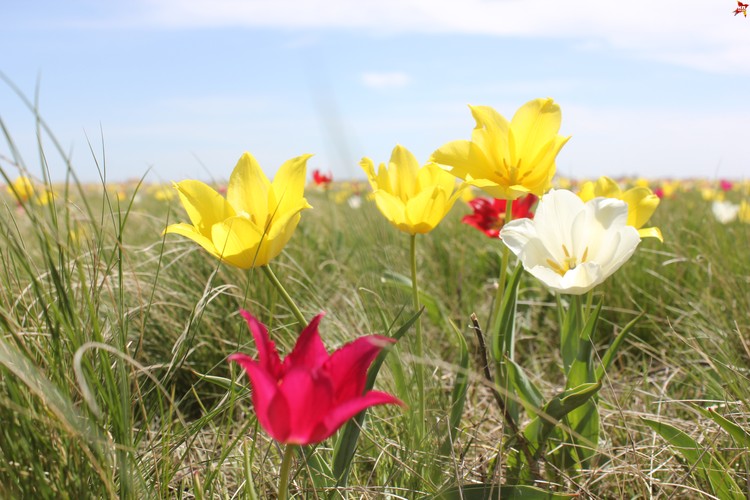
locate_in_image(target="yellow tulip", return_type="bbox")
[361,145,465,234]
[430,98,570,200]
[578,176,663,241]
[6,176,35,203]
[165,152,312,268]
[739,200,750,224]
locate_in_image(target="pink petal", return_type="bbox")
[275,367,334,444]
[239,309,283,377]
[283,313,329,371]
[308,390,404,443]
[324,335,395,403]
[228,353,284,441]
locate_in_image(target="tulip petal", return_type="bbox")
[284,313,328,371]
[227,152,271,225]
[276,367,334,444]
[239,310,283,377]
[324,335,395,403]
[622,187,659,229]
[228,354,285,441]
[372,191,408,230]
[430,140,490,183]
[389,145,419,200]
[405,187,447,234]
[469,105,511,172]
[638,226,663,242]
[310,390,404,443]
[272,154,313,221]
[508,98,562,166]
[163,222,222,260]
[211,216,266,268]
[173,180,235,237]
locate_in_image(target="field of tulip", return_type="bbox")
[1,98,749,499]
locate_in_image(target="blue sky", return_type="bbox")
[2,0,749,183]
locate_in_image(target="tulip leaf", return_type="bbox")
[332,307,423,487]
[595,312,643,381]
[558,295,582,376]
[434,483,576,499]
[694,405,750,448]
[438,319,470,458]
[525,382,602,460]
[380,271,446,325]
[641,417,744,500]
[504,356,544,419]
[565,301,601,390]
[491,263,523,363]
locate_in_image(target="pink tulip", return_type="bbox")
[229,310,403,445]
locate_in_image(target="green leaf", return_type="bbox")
[558,295,582,375]
[505,356,544,419]
[565,301,601,390]
[439,319,470,457]
[332,307,422,486]
[595,312,643,381]
[642,418,744,500]
[491,264,523,363]
[695,406,750,448]
[434,484,576,499]
[381,271,445,325]
[525,382,603,460]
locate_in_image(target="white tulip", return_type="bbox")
[500,189,641,295]
[711,200,739,224]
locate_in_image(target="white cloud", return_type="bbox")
[118,0,750,74]
[361,71,411,89]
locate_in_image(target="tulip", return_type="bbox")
[229,310,402,445]
[712,200,740,224]
[312,169,333,188]
[740,200,750,224]
[578,176,663,242]
[6,176,35,203]
[462,194,537,238]
[500,189,641,295]
[361,145,465,235]
[164,152,312,268]
[431,98,569,200]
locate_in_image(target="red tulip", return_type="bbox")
[312,169,333,187]
[462,194,538,238]
[229,310,403,445]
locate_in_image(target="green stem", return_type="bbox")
[278,444,296,500]
[262,265,307,327]
[488,199,515,347]
[410,233,425,435]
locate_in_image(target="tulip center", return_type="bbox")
[547,244,589,276]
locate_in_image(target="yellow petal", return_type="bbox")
[372,191,408,231]
[405,187,448,234]
[211,216,265,268]
[594,177,622,198]
[508,98,562,167]
[469,105,511,172]
[638,226,663,242]
[622,188,659,229]
[227,152,271,225]
[174,180,235,237]
[578,181,596,202]
[164,222,222,260]
[360,157,379,190]
[389,145,420,200]
[271,154,313,220]
[430,139,491,183]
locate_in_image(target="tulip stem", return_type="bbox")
[410,233,425,436]
[278,444,296,500]
[262,265,307,327]
[489,199,515,345]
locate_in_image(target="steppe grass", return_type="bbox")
[0,92,748,498]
